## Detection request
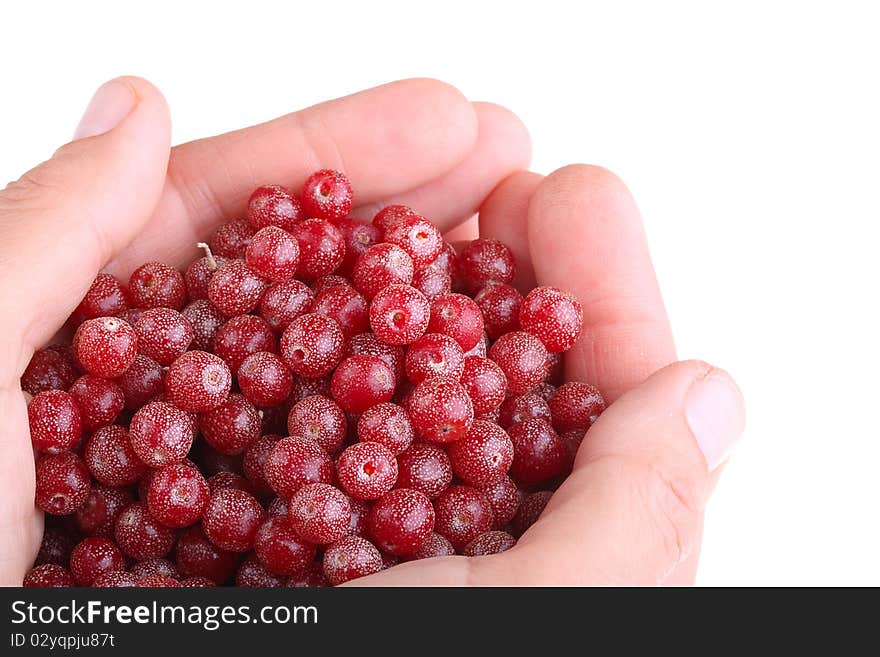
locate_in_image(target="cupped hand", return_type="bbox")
[0,77,743,586]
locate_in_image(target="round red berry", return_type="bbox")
[406,377,473,443]
[247,184,303,231]
[128,262,186,309]
[75,486,132,538]
[508,418,567,484]
[548,381,606,433]
[28,390,82,454]
[214,314,277,372]
[383,214,443,268]
[458,238,516,295]
[367,488,434,556]
[69,375,124,432]
[396,442,453,499]
[281,313,345,377]
[35,452,91,515]
[35,527,75,568]
[83,425,147,487]
[114,503,175,560]
[407,531,455,561]
[115,354,164,410]
[474,284,522,339]
[369,284,430,346]
[21,345,80,395]
[336,442,398,500]
[70,537,125,585]
[433,485,494,550]
[352,243,414,300]
[246,226,300,282]
[372,204,415,232]
[147,463,210,528]
[405,332,465,384]
[290,218,346,279]
[460,356,507,417]
[301,169,353,221]
[130,558,180,581]
[428,293,484,352]
[447,420,514,487]
[199,393,261,456]
[184,249,227,301]
[323,535,382,585]
[73,316,138,378]
[330,355,395,414]
[129,401,195,468]
[133,307,194,365]
[288,483,351,544]
[24,563,75,587]
[344,332,405,382]
[254,516,317,576]
[210,220,254,258]
[202,488,266,552]
[93,571,139,587]
[513,490,553,535]
[463,530,516,556]
[488,331,549,395]
[411,265,451,301]
[238,351,293,407]
[175,524,238,584]
[137,574,182,587]
[208,471,255,495]
[264,436,335,498]
[482,475,522,528]
[499,393,552,428]
[208,259,269,316]
[337,218,381,275]
[72,273,128,325]
[165,350,232,412]
[312,284,369,337]
[346,498,370,537]
[287,395,347,454]
[235,555,285,587]
[520,286,583,353]
[357,403,414,455]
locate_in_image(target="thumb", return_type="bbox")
[0,76,171,359]
[509,360,745,584]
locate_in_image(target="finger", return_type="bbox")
[508,360,745,585]
[443,216,480,242]
[477,170,544,290]
[527,164,675,402]
[353,102,531,233]
[113,79,481,271]
[0,77,171,358]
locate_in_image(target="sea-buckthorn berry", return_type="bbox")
[428,293,484,352]
[411,265,451,301]
[433,485,494,551]
[447,420,514,487]
[281,313,345,377]
[372,204,415,232]
[73,316,138,378]
[72,273,128,325]
[35,452,91,515]
[323,535,382,585]
[288,483,351,544]
[458,238,516,295]
[383,214,443,268]
[520,286,583,353]
[115,354,164,410]
[247,184,304,231]
[356,403,414,455]
[290,218,346,279]
[301,169,353,222]
[337,218,382,275]
[208,259,269,316]
[246,226,300,282]
[312,284,369,338]
[75,486,132,538]
[513,490,553,535]
[184,248,228,301]
[129,401,194,468]
[369,284,430,346]
[367,488,434,556]
[406,377,473,443]
[199,393,261,456]
[132,308,194,366]
[405,333,465,384]
[209,220,254,259]
[481,476,522,528]
[264,436,335,499]
[352,243,414,300]
[114,503,175,560]
[287,395,347,454]
[548,381,607,433]
[203,488,266,552]
[83,425,146,487]
[407,531,455,561]
[254,516,317,576]
[330,355,395,414]
[21,345,80,395]
[68,375,124,432]
[238,351,293,408]
[395,442,452,499]
[259,279,315,333]
[24,564,75,587]
[165,350,232,413]
[28,390,82,454]
[147,463,210,528]
[488,331,549,396]
[336,442,398,500]
[70,537,126,586]
[214,314,276,372]
[463,530,516,556]
[460,356,507,417]
[175,525,238,584]
[508,418,567,484]
[343,333,405,382]
[474,284,523,339]
[499,393,552,429]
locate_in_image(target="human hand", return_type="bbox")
[0,77,743,586]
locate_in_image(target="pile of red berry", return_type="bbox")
[21,170,605,588]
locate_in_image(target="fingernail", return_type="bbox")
[73,80,137,140]
[685,370,745,470]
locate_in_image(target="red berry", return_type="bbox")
[428,293,484,352]
[114,502,176,560]
[288,483,351,544]
[70,537,125,585]
[290,218,346,279]
[175,524,238,584]
[280,313,345,377]
[460,356,507,417]
[199,393,261,456]
[488,331,549,396]
[463,530,516,556]
[129,558,180,581]
[357,402,414,455]
[147,463,210,528]
[395,442,453,499]
[267,497,289,517]
[346,498,371,536]
[264,436,335,498]
[238,351,293,407]
[513,490,553,535]
[246,226,300,281]
[254,516,316,576]
[337,218,381,275]
[330,355,395,414]
[499,393,552,428]
[406,377,473,443]
[369,284,430,346]
[367,488,434,556]
[474,284,523,339]
[405,332,465,384]
[311,274,351,295]
[459,238,516,295]
[209,220,254,258]
[301,169,353,221]
[447,420,514,487]
[129,401,195,468]
[181,576,216,587]
[68,375,124,432]
[312,284,369,337]
[258,279,315,332]
[548,381,606,433]
[336,442,398,500]
[35,452,91,515]
[384,214,443,268]
[407,531,455,561]
[28,390,82,454]
[214,314,277,372]
[208,259,269,316]
[203,488,266,552]
[73,316,138,378]
[343,332,405,382]
[411,265,451,301]
[287,395,347,454]
[72,273,128,324]
[323,535,382,585]
[21,345,80,395]
[94,570,139,587]
[129,262,186,310]
[24,564,75,587]
[35,527,75,567]
[165,350,232,412]
[427,241,459,280]
[247,184,303,231]
[508,418,567,484]
[372,204,415,232]
[115,354,164,410]
[463,332,489,359]
[236,555,286,587]
[433,485,494,550]
[133,308,194,365]
[520,286,583,353]
[75,486,132,538]
[208,471,256,495]
[137,574,181,587]
[83,425,147,487]
[352,243,414,300]
[482,476,522,528]
[184,249,227,301]
[286,562,329,587]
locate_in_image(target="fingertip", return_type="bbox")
[472,101,532,171]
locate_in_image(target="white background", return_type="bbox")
[2,1,878,585]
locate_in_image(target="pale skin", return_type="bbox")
[0,77,745,586]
